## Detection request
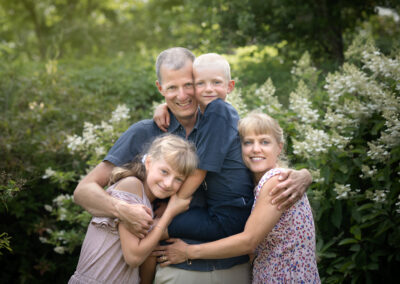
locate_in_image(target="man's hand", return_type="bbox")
[270,169,312,210]
[116,201,153,239]
[153,103,170,132]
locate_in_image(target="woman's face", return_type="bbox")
[241,132,283,179]
[145,157,186,201]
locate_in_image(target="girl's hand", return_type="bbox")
[153,238,189,266]
[165,194,191,217]
[153,103,170,132]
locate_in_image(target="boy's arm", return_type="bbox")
[153,103,170,132]
[176,169,206,199]
[270,168,312,210]
[74,161,153,239]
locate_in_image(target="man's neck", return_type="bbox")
[177,110,198,138]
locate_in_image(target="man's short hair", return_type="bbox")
[156,47,195,84]
[193,53,231,81]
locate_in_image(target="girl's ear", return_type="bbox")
[144,155,152,172]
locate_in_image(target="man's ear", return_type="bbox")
[227,80,235,93]
[156,81,164,95]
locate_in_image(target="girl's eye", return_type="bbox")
[161,169,168,175]
[175,177,184,183]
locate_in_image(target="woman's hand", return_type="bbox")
[269,168,312,210]
[153,103,170,132]
[153,238,189,267]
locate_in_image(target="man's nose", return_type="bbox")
[177,87,189,100]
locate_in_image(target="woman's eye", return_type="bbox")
[262,140,270,145]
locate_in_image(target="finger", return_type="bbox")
[160,260,171,267]
[165,238,178,243]
[277,192,298,210]
[165,115,170,127]
[271,187,292,205]
[143,205,153,216]
[278,169,290,181]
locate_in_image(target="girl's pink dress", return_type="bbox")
[252,168,320,283]
[69,181,152,284]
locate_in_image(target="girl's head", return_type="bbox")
[144,134,198,199]
[238,112,287,179]
[110,134,197,200]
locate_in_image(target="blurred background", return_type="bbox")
[1,0,399,283]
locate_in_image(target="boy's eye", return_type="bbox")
[213,80,222,85]
[195,82,204,86]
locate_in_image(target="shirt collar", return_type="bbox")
[168,108,201,134]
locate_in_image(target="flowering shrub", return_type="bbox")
[42,34,399,282]
[39,104,132,254]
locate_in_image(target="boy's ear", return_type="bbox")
[227,80,235,93]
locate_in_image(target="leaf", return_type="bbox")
[331,200,342,229]
[350,225,362,240]
[338,238,359,245]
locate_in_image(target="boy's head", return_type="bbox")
[193,53,235,112]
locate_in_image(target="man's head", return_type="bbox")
[155,47,198,123]
[192,53,235,112]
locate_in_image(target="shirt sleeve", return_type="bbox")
[104,120,160,166]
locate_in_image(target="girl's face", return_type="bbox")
[241,132,283,182]
[144,157,186,201]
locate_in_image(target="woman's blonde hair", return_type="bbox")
[238,111,288,167]
[110,134,198,185]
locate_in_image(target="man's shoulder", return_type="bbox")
[126,118,159,133]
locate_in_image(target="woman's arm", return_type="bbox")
[119,194,190,267]
[158,176,283,264]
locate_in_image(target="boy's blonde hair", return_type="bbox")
[110,134,198,185]
[193,53,231,81]
[238,111,288,167]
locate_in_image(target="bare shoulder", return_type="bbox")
[114,176,144,198]
[258,175,280,198]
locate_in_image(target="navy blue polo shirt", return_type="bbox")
[104,108,249,271]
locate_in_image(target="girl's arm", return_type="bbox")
[158,176,283,264]
[119,194,190,267]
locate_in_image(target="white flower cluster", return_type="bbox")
[227,88,248,117]
[310,169,325,184]
[29,101,44,110]
[66,104,131,153]
[53,194,73,207]
[333,183,352,199]
[255,78,282,116]
[362,49,400,81]
[110,104,130,123]
[290,51,318,81]
[42,167,56,179]
[359,165,378,179]
[292,126,330,158]
[289,80,319,124]
[366,189,389,203]
[395,195,400,214]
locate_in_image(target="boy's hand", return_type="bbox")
[270,169,312,210]
[153,103,170,132]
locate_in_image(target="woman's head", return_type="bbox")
[144,134,198,199]
[238,112,287,178]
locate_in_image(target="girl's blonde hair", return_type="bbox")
[238,111,288,167]
[110,134,198,185]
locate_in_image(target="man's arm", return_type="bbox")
[270,168,312,210]
[74,161,153,238]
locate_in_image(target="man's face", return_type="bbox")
[156,61,197,122]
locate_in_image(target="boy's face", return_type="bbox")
[193,65,235,112]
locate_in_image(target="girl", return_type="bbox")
[157,112,320,283]
[69,134,198,284]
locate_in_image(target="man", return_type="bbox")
[74,47,312,283]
